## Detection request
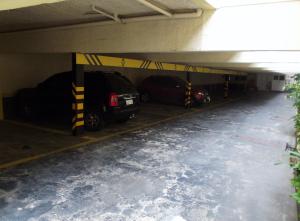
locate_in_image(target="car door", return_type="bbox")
[37,73,72,116]
[147,76,165,102]
[85,73,107,111]
[161,77,185,105]
[153,77,171,103]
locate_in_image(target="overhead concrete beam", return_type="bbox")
[125,51,300,64]
[118,53,300,74]
[194,62,300,75]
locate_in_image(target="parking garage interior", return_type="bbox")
[0,0,299,220]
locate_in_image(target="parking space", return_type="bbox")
[0,120,88,167]
[0,92,296,220]
[0,95,236,169]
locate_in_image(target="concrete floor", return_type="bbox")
[0,98,225,166]
[0,92,297,221]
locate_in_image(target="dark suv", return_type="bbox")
[15,71,139,131]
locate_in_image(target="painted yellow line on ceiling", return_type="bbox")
[0,0,65,11]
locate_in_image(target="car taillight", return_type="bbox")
[198,92,204,97]
[194,92,204,100]
[109,92,119,107]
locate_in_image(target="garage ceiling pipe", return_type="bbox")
[124,9,202,23]
[13,9,203,33]
[135,0,173,17]
[91,5,122,23]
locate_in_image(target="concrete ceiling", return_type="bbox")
[206,0,299,8]
[0,0,199,33]
[2,0,296,33]
[0,0,299,75]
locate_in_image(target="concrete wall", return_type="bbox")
[0,53,71,97]
[257,73,272,91]
[256,73,287,91]
[271,75,286,92]
[0,1,299,53]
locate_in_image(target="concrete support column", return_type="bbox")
[72,53,85,136]
[185,72,192,109]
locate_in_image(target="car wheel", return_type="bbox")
[204,96,211,103]
[84,112,104,131]
[141,92,150,103]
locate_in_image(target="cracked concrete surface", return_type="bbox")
[0,92,297,221]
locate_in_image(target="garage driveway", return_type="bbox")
[0,92,297,221]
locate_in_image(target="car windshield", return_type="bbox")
[106,74,135,94]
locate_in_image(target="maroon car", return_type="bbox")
[138,75,210,106]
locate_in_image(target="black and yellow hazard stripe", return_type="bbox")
[75,53,247,76]
[140,60,152,69]
[185,81,192,108]
[154,61,164,70]
[184,65,191,72]
[72,82,85,134]
[84,53,103,66]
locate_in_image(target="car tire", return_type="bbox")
[141,92,150,103]
[84,112,104,131]
[204,96,211,103]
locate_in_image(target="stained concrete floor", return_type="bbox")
[0,92,297,221]
[0,98,224,166]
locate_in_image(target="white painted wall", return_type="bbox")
[271,75,286,92]
[0,53,71,97]
[0,1,299,53]
[256,73,288,91]
[256,73,272,91]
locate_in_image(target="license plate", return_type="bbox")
[126,99,133,105]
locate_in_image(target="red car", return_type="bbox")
[138,75,211,106]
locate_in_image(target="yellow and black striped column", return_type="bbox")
[185,72,192,109]
[72,53,85,136]
[224,75,229,99]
